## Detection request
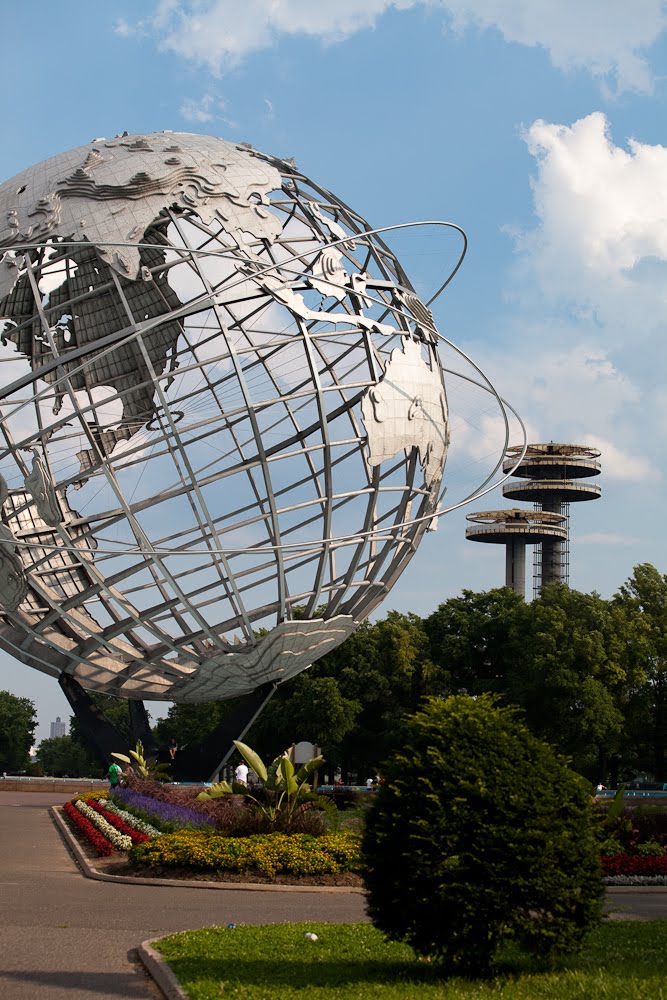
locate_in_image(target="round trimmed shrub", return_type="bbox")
[362,695,603,974]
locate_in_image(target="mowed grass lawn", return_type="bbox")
[155,921,667,1000]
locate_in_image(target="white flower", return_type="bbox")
[75,799,133,852]
[100,799,161,838]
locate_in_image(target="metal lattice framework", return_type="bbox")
[0,132,524,703]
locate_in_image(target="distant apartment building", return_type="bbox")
[50,716,67,739]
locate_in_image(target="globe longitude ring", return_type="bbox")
[0,132,520,703]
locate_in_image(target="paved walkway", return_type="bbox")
[1,791,666,999]
[0,792,366,999]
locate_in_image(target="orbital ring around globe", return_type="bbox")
[0,132,525,702]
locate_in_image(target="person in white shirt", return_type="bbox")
[235,762,249,785]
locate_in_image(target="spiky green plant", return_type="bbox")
[197,740,337,830]
[112,740,171,782]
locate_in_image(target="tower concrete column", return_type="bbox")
[505,539,526,596]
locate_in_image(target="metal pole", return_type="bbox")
[208,683,278,783]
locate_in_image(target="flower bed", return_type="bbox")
[129,830,362,877]
[74,799,134,852]
[112,788,214,831]
[117,779,227,826]
[601,853,667,876]
[73,789,109,803]
[86,800,151,846]
[63,800,114,856]
[100,798,161,838]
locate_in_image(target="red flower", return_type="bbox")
[601,853,667,876]
[63,801,114,856]
[88,800,149,845]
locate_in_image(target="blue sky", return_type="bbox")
[2,1,667,743]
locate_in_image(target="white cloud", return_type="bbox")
[444,0,667,94]
[133,1,666,91]
[179,94,238,128]
[152,0,411,71]
[113,18,133,38]
[457,333,655,485]
[474,112,667,500]
[180,94,216,124]
[517,112,667,334]
[490,339,640,437]
[586,436,658,482]
[441,318,659,497]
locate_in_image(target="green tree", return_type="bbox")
[335,612,436,777]
[0,690,37,772]
[424,587,524,695]
[36,735,100,778]
[614,563,667,780]
[250,673,360,765]
[252,612,436,780]
[363,695,603,975]
[426,585,641,780]
[504,585,638,778]
[152,699,236,751]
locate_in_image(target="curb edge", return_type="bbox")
[137,938,189,1000]
[49,806,365,894]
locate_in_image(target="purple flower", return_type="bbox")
[113,788,212,830]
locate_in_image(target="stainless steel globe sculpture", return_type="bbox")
[0,131,459,704]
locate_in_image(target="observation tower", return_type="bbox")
[466,443,602,598]
[465,508,567,596]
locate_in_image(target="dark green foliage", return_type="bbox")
[146,563,667,787]
[424,586,523,694]
[152,699,238,750]
[0,690,37,772]
[424,584,641,780]
[36,735,101,778]
[614,564,667,780]
[249,611,434,778]
[362,695,603,976]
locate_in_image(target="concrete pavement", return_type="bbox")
[0,792,366,999]
[1,790,665,999]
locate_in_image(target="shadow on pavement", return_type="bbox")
[0,967,151,998]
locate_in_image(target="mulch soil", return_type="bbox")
[96,857,363,886]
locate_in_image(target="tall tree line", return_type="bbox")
[151,563,667,783]
[22,561,665,783]
[154,563,667,786]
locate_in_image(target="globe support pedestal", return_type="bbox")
[128,699,159,759]
[170,682,277,782]
[58,674,140,767]
[59,673,276,781]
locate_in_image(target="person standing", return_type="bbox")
[108,759,122,791]
[234,761,249,786]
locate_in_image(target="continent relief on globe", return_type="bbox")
[361,336,449,488]
[0,133,283,466]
